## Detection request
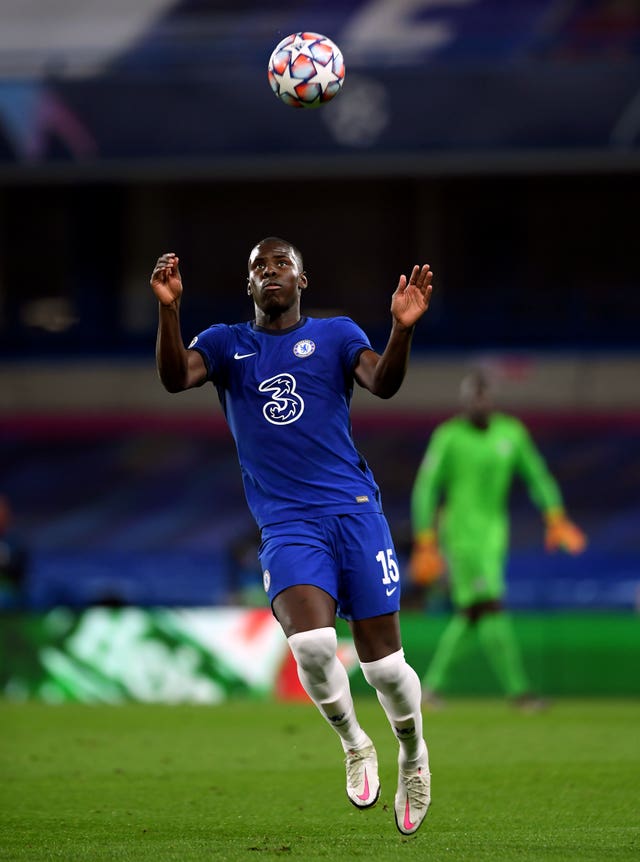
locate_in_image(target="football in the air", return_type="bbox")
[268,32,345,108]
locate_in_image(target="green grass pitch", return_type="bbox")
[1,698,638,861]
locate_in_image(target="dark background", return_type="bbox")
[2,171,639,357]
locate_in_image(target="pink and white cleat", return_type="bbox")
[394,748,431,835]
[345,740,380,809]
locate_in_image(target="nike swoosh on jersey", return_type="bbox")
[234,351,257,360]
[386,587,397,597]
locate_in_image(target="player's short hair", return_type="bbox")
[252,237,304,272]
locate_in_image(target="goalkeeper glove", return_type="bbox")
[544,509,587,554]
[409,530,446,586]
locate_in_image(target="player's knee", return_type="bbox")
[360,648,410,695]
[288,627,337,675]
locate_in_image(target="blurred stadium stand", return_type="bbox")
[0,0,639,166]
[0,0,638,610]
[1,411,638,610]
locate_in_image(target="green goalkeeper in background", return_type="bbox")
[409,369,587,710]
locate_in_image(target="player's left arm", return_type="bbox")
[516,424,587,554]
[354,264,433,398]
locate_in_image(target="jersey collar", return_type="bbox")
[251,316,308,335]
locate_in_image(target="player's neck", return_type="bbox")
[254,307,302,331]
[466,412,491,430]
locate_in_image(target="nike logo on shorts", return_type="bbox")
[234,351,257,360]
[386,587,397,597]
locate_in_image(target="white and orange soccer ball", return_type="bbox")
[267,32,345,108]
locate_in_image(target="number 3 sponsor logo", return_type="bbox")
[259,373,305,425]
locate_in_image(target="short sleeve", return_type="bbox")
[333,317,372,374]
[188,324,231,383]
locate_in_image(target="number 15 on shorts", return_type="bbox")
[376,548,400,595]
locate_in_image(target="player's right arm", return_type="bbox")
[150,253,208,392]
[409,426,448,585]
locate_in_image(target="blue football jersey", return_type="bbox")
[189,316,383,529]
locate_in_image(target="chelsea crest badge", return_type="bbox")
[293,339,315,358]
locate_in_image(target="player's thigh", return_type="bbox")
[272,584,338,636]
[335,513,402,622]
[350,612,402,662]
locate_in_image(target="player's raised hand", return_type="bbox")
[150,253,183,306]
[391,264,433,328]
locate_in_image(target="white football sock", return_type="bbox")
[360,648,427,768]
[288,627,369,752]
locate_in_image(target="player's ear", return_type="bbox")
[247,278,251,296]
[298,271,308,291]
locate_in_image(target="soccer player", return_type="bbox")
[409,369,587,710]
[150,237,433,835]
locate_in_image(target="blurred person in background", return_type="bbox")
[409,369,587,711]
[150,237,433,835]
[0,494,29,609]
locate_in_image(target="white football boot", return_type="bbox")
[345,739,380,809]
[394,747,431,835]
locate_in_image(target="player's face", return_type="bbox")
[460,375,493,425]
[247,240,307,315]
[467,385,492,424]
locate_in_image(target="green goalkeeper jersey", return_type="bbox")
[411,413,563,604]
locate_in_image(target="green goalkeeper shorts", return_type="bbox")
[445,546,506,608]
